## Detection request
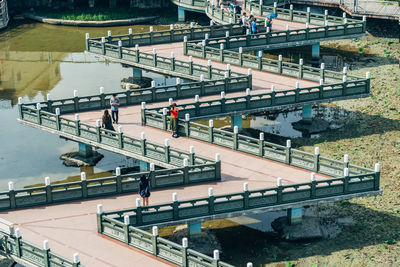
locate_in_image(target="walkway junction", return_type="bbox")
[2,1,381,267]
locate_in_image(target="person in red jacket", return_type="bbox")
[170,103,179,138]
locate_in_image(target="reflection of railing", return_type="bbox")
[0,0,9,29]
[142,106,376,178]
[184,40,364,83]
[0,220,84,266]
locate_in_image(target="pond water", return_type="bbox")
[0,20,175,190]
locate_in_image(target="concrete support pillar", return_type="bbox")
[302,104,312,124]
[133,68,143,79]
[231,115,243,130]
[287,206,302,225]
[188,221,201,235]
[109,0,116,8]
[178,6,186,22]
[139,161,150,172]
[312,43,320,59]
[78,143,93,158]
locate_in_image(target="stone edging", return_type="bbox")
[24,14,159,27]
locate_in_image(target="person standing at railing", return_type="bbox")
[251,18,258,34]
[110,94,120,124]
[248,15,254,33]
[241,12,249,34]
[139,170,152,206]
[170,102,179,138]
[265,17,273,30]
[101,110,115,131]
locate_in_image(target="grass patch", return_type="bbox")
[34,7,173,21]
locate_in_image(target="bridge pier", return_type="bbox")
[287,206,303,225]
[188,221,202,235]
[78,143,93,158]
[178,6,186,22]
[133,68,143,79]
[139,161,150,172]
[231,115,243,130]
[301,104,313,124]
[312,43,320,59]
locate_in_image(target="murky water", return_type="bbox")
[0,20,174,190]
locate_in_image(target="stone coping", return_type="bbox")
[24,14,159,27]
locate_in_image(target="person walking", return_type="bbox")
[248,15,254,33]
[265,17,273,30]
[101,110,115,131]
[110,94,120,124]
[170,102,179,138]
[139,170,152,206]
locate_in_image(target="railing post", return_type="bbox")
[74,114,80,136]
[36,103,42,125]
[126,85,132,105]
[73,89,79,112]
[342,67,348,96]
[180,143,191,165]
[183,159,189,184]
[172,193,179,220]
[149,163,156,188]
[93,119,101,143]
[182,238,188,267]
[190,22,194,39]
[46,94,53,113]
[199,75,205,95]
[183,36,188,55]
[310,172,316,198]
[207,60,212,79]
[141,102,146,126]
[185,114,190,136]
[209,119,214,143]
[17,97,23,120]
[80,172,88,198]
[289,4,294,21]
[220,91,226,113]
[97,204,104,233]
[286,25,290,42]
[225,31,230,49]
[161,108,168,131]
[298,58,303,79]
[45,177,52,203]
[188,56,193,75]
[128,28,133,46]
[135,198,143,225]
[43,240,50,267]
[245,88,251,109]
[171,51,175,71]
[164,139,170,163]
[8,182,16,209]
[313,147,320,173]
[219,43,224,62]
[276,177,283,203]
[194,95,200,116]
[238,47,243,66]
[118,126,124,149]
[152,48,157,67]
[101,37,106,55]
[285,140,292,165]
[149,26,154,44]
[215,153,221,180]
[85,33,90,51]
[324,20,329,37]
[118,40,122,59]
[273,2,277,14]
[115,167,122,193]
[271,85,276,105]
[243,182,249,209]
[305,23,309,39]
[233,126,239,150]
[72,253,80,267]
[319,79,324,99]
[258,51,263,70]
[139,132,147,157]
[122,215,130,244]
[362,16,366,32]
[207,187,215,214]
[266,27,270,44]
[99,86,105,109]
[170,24,175,42]
[224,71,229,92]
[366,72,370,93]
[14,228,22,257]
[247,68,252,89]
[306,7,311,24]
[343,167,349,193]
[324,9,328,22]
[320,63,325,82]
[201,40,206,58]
[258,132,264,157]
[259,0,262,14]
[176,78,182,99]
[135,44,140,63]
[55,108,61,131]
[152,226,158,256]
[374,163,380,190]
[213,250,220,267]
[343,154,349,169]
[278,54,282,74]
[295,81,300,102]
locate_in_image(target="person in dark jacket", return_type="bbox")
[101,110,115,131]
[139,170,152,206]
